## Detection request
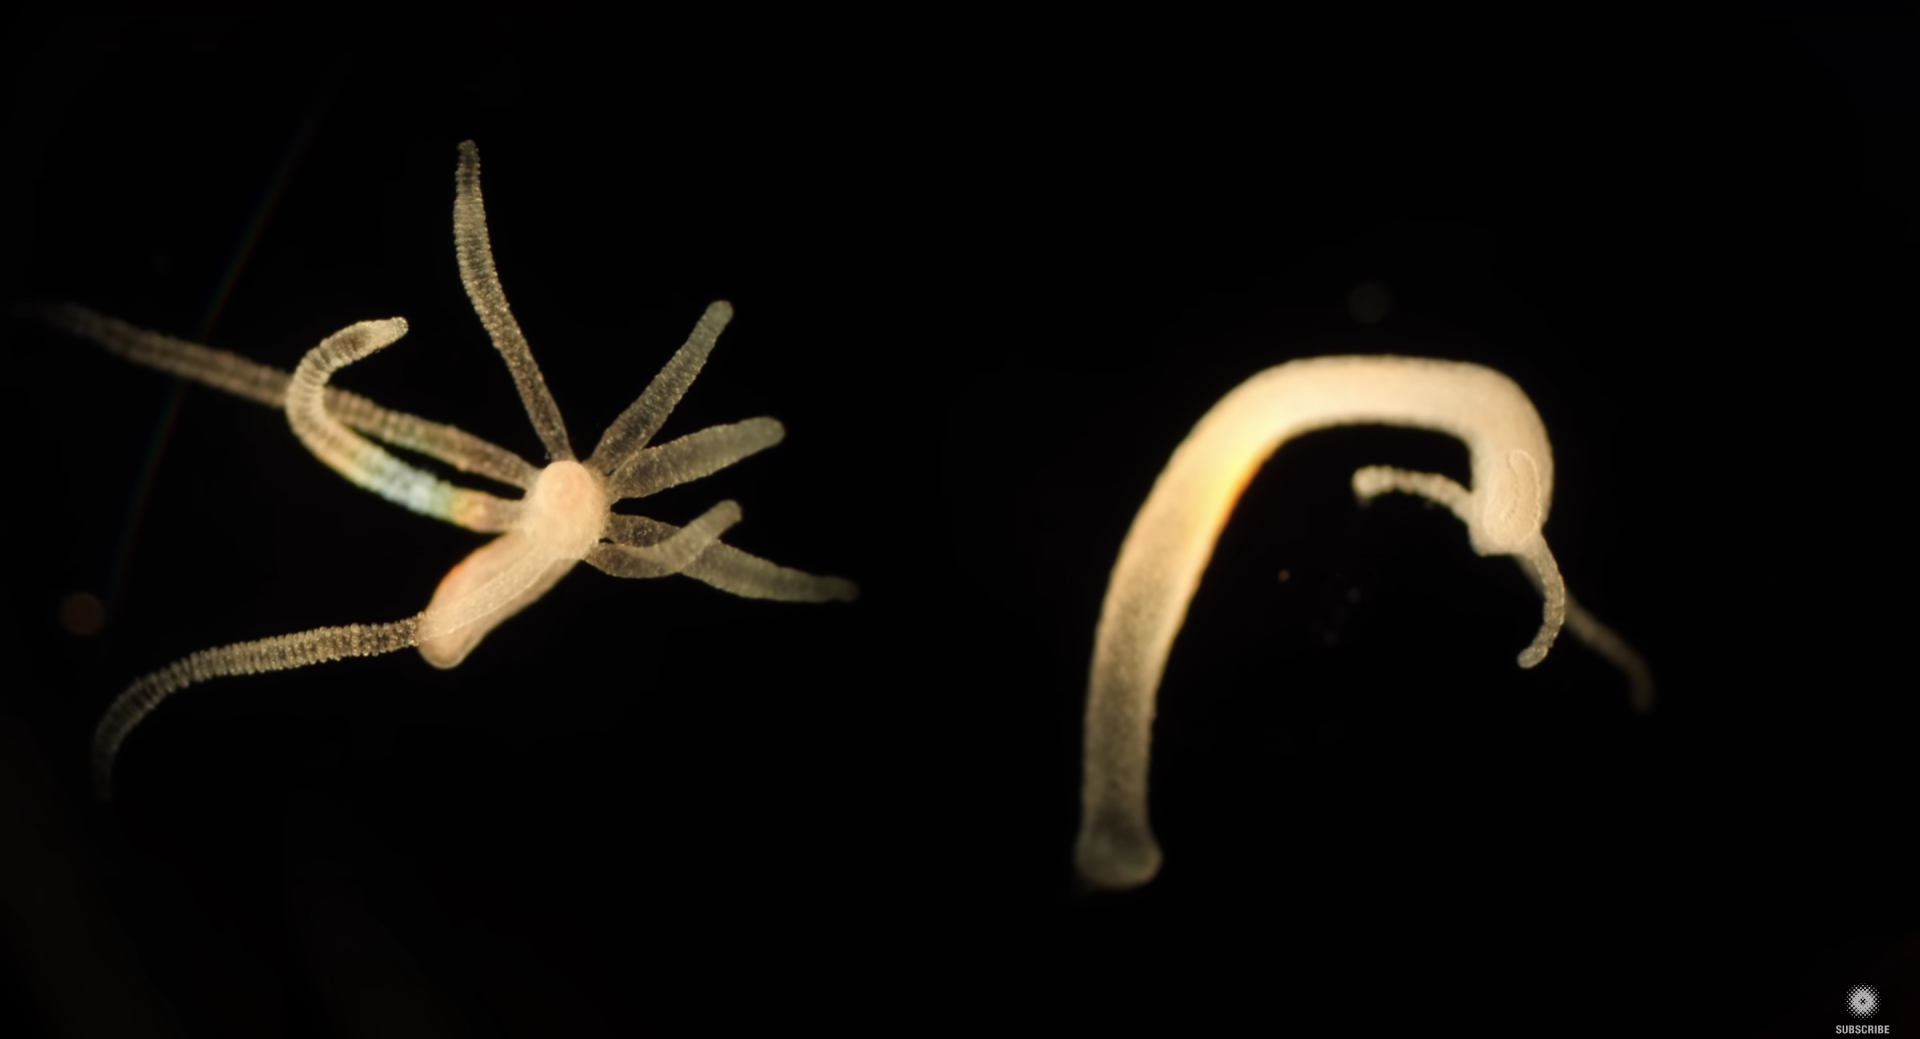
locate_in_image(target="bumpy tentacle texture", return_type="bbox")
[90,314,744,799]
[92,619,422,801]
[285,317,523,532]
[1352,465,1566,669]
[30,301,539,500]
[1351,463,1646,705]
[453,140,573,464]
[574,297,855,601]
[42,139,855,801]
[1077,357,1650,891]
[592,515,858,601]
[35,300,848,602]
[590,300,734,471]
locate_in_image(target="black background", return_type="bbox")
[4,13,1915,1037]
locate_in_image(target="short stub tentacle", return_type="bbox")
[1352,465,1473,523]
[287,319,521,531]
[1513,537,1566,668]
[454,139,574,463]
[588,300,734,472]
[1353,464,1566,668]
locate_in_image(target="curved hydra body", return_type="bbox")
[1077,355,1651,891]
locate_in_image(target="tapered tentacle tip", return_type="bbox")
[1518,625,1558,667]
[746,416,788,450]
[815,576,859,603]
[703,300,734,326]
[1517,626,1561,668]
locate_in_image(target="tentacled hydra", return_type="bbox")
[36,140,856,800]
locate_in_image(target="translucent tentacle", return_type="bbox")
[286,319,522,532]
[581,501,743,579]
[94,493,645,799]
[1356,464,1651,701]
[322,391,538,491]
[610,418,785,499]
[33,300,290,406]
[1512,538,1567,668]
[596,514,858,601]
[453,140,573,462]
[1354,464,1565,668]
[1351,464,1473,522]
[588,301,733,473]
[1563,595,1655,713]
[31,302,538,493]
[92,617,422,800]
